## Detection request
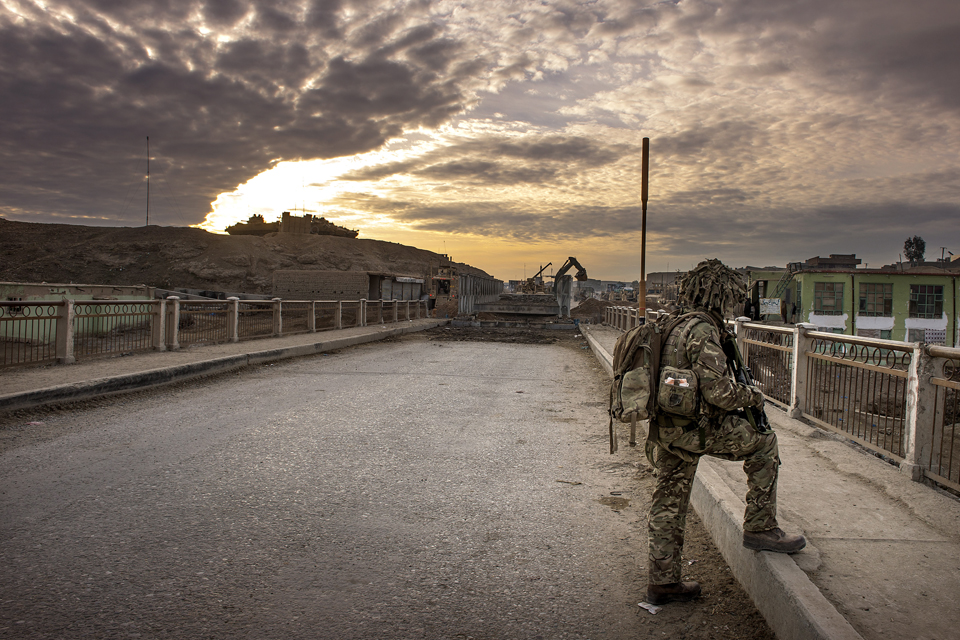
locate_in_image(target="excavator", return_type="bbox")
[517,262,552,294]
[549,257,588,317]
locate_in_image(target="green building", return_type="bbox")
[746,255,959,346]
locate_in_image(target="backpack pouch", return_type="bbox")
[657,365,699,418]
[616,366,653,423]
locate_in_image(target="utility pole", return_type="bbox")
[146,136,150,226]
[638,137,649,320]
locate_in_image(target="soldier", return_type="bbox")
[646,259,806,605]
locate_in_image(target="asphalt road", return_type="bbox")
[0,330,771,639]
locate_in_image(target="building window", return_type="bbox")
[814,282,843,315]
[909,285,943,319]
[859,283,892,316]
[880,330,892,340]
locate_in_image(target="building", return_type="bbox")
[272,270,423,301]
[746,255,960,346]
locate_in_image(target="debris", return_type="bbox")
[556,480,582,485]
[638,601,662,614]
[27,421,43,426]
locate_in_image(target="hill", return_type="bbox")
[0,219,489,294]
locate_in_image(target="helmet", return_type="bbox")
[677,258,746,317]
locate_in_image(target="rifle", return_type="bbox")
[720,332,773,434]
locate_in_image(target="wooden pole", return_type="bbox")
[639,137,649,320]
[146,136,150,226]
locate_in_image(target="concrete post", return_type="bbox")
[394,299,399,324]
[360,299,367,327]
[272,298,282,337]
[150,299,166,352]
[734,317,748,365]
[406,300,411,321]
[165,297,181,351]
[308,301,317,333]
[227,297,239,343]
[901,345,937,481]
[56,299,75,364]
[789,323,816,419]
[336,301,343,329]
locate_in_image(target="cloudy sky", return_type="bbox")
[2,0,959,281]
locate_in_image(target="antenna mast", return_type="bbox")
[146,136,150,226]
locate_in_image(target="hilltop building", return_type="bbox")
[226,212,358,238]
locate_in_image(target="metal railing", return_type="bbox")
[803,332,912,459]
[73,301,158,359]
[0,301,62,368]
[742,325,794,408]
[602,314,960,493]
[238,301,275,339]
[1,297,429,369]
[280,301,312,335]
[178,301,231,346]
[341,301,362,328]
[314,301,341,331]
[925,346,960,491]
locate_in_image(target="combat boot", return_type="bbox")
[646,581,701,605]
[743,527,806,553]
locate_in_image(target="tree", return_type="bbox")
[904,236,926,265]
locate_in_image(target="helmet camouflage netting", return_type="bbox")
[677,258,746,316]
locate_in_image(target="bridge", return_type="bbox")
[1,318,959,639]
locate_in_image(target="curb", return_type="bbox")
[0,320,447,414]
[581,326,614,377]
[579,324,863,640]
[692,461,863,640]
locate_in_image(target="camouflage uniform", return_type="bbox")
[647,312,779,586]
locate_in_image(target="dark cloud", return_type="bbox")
[203,0,249,26]
[0,0,492,225]
[340,134,626,186]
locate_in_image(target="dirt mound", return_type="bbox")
[571,298,622,323]
[0,218,489,294]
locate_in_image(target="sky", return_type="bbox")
[2,0,959,282]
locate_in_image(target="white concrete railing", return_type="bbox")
[602,312,960,493]
[0,298,430,368]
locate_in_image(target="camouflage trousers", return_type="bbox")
[648,413,779,585]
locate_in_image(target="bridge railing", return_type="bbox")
[603,306,641,331]
[1,297,429,369]
[603,314,960,493]
[923,345,960,491]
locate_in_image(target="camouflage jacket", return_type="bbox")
[659,311,761,421]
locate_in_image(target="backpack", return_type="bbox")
[607,311,715,454]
